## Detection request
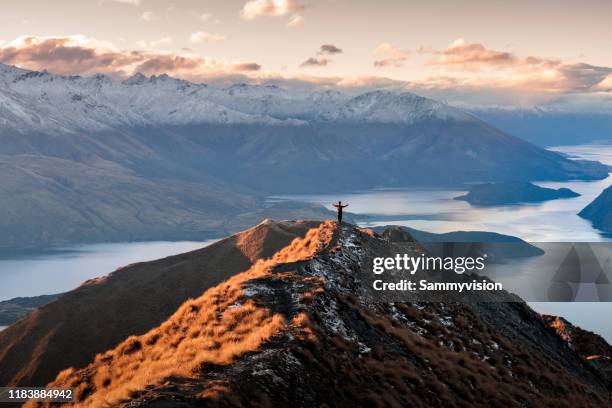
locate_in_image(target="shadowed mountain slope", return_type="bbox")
[0,220,321,388]
[543,315,612,383]
[17,221,612,407]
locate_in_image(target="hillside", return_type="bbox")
[579,184,612,232]
[543,315,612,383]
[3,221,608,407]
[454,181,580,206]
[0,63,609,249]
[0,294,59,326]
[0,220,322,387]
[0,150,335,250]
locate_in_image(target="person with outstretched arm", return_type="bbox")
[333,201,349,223]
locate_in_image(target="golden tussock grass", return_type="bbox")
[356,227,376,237]
[291,312,318,343]
[547,316,571,343]
[29,221,335,408]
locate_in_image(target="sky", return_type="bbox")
[0,0,611,110]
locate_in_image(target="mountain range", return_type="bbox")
[471,107,612,147]
[1,220,609,407]
[0,63,608,249]
[0,224,539,329]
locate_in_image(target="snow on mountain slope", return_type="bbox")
[321,90,472,123]
[0,63,473,134]
[0,68,295,132]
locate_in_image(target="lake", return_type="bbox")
[1,144,611,341]
[270,144,612,242]
[0,240,215,302]
[270,144,612,342]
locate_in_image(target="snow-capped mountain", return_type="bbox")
[469,104,612,147]
[0,62,609,250]
[0,63,472,133]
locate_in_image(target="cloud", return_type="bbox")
[425,39,612,93]
[428,38,573,74]
[373,42,408,68]
[231,62,262,72]
[134,55,200,74]
[432,38,520,69]
[190,31,227,43]
[240,0,303,20]
[286,14,304,28]
[551,63,612,91]
[0,36,139,76]
[0,35,261,81]
[139,11,157,21]
[110,0,140,5]
[594,73,612,92]
[198,12,220,24]
[1,35,609,111]
[136,37,172,49]
[300,44,342,68]
[318,44,342,55]
[300,57,329,67]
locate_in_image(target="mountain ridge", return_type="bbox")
[0,220,323,387]
[1,220,608,407]
[0,63,471,133]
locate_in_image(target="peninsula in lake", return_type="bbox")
[455,181,580,206]
[579,184,612,232]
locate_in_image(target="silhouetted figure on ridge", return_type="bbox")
[333,201,349,223]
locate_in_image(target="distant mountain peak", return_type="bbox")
[0,62,479,132]
[123,72,148,85]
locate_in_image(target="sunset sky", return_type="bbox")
[0,0,611,109]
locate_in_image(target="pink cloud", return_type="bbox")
[425,39,612,93]
[434,38,517,68]
[300,57,329,67]
[240,0,303,20]
[373,42,409,68]
[0,35,261,79]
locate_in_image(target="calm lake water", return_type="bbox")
[0,240,215,302]
[271,144,612,242]
[271,144,612,342]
